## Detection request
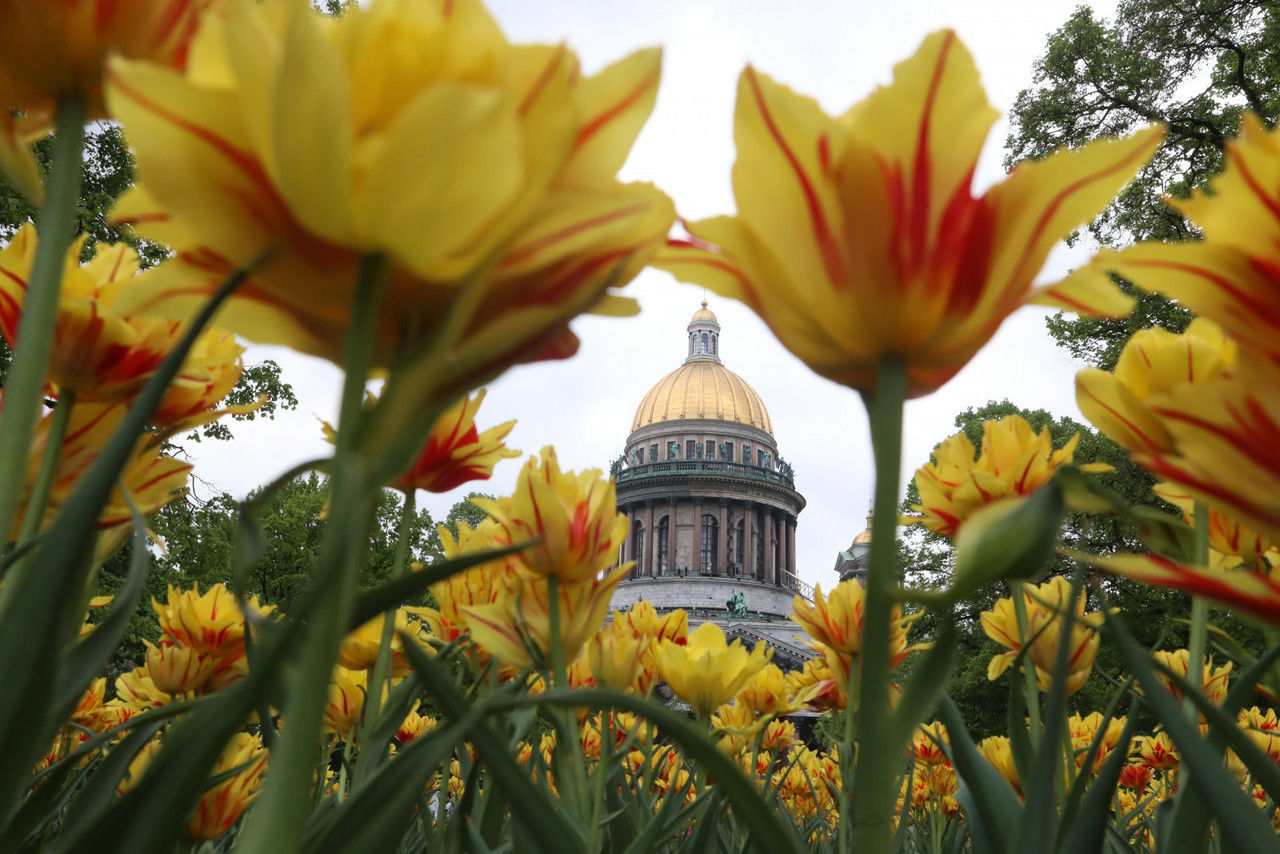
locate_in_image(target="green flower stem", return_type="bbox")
[1184,501,1211,724]
[850,356,907,853]
[354,488,417,784]
[15,389,75,550]
[237,253,387,854]
[0,94,85,558]
[1012,580,1043,742]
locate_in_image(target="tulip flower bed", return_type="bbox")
[4,1,1280,852]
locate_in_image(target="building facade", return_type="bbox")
[607,304,813,668]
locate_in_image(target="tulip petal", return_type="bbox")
[1076,550,1280,627]
[356,82,523,278]
[106,58,286,260]
[732,66,847,293]
[564,47,662,187]
[993,126,1163,318]
[270,5,354,243]
[1076,367,1173,456]
[1173,113,1280,251]
[843,29,998,272]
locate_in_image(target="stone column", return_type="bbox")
[787,516,797,578]
[748,503,761,580]
[693,499,704,575]
[643,501,655,577]
[764,507,777,584]
[666,498,678,576]
[717,498,729,576]
[619,505,630,564]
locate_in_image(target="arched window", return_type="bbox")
[631,520,644,576]
[700,514,718,574]
[657,516,669,575]
[733,519,744,575]
[700,331,709,352]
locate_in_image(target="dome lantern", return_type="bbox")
[686,300,721,364]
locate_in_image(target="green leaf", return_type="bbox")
[1105,609,1280,853]
[947,479,1065,603]
[494,687,805,854]
[400,634,586,854]
[937,694,1022,854]
[1059,701,1138,854]
[54,495,150,720]
[888,620,957,749]
[302,714,475,854]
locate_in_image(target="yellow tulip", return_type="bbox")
[115,665,173,710]
[151,583,271,660]
[336,610,413,675]
[982,576,1101,694]
[735,662,806,718]
[0,0,214,199]
[107,0,674,382]
[1135,731,1179,772]
[460,564,630,670]
[792,579,917,663]
[1154,482,1279,574]
[321,389,518,494]
[977,735,1020,794]
[1068,711,1128,775]
[0,228,184,401]
[184,733,267,840]
[323,666,368,737]
[15,400,191,539]
[580,630,646,693]
[913,415,1109,537]
[657,30,1160,396]
[910,721,949,767]
[144,640,220,695]
[474,446,627,583]
[411,520,517,647]
[1075,319,1235,458]
[1152,648,1232,706]
[711,700,761,755]
[151,328,250,429]
[653,622,771,717]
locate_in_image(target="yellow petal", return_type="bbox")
[355,82,523,278]
[562,47,662,187]
[269,4,355,243]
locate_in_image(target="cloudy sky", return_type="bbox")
[190,0,1126,589]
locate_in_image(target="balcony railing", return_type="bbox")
[626,568,813,601]
[613,458,795,489]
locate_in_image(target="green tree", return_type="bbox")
[1006,0,1280,370]
[93,478,491,673]
[898,400,1259,736]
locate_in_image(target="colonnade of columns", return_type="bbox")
[619,498,800,589]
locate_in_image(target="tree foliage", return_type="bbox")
[898,400,1263,735]
[1007,0,1280,369]
[93,477,486,673]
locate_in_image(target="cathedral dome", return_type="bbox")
[631,361,773,434]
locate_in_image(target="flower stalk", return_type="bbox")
[15,389,76,549]
[851,355,907,851]
[0,94,84,555]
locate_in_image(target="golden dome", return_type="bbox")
[631,360,772,434]
[691,300,718,323]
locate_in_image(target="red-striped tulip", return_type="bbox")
[657,30,1161,396]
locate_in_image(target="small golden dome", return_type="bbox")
[691,300,718,323]
[631,360,772,434]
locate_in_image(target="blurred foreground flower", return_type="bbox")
[108,0,674,385]
[912,414,1107,537]
[1067,115,1280,539]
[982,576,1102,694]
[15,400,190,541]
[657,29,1160,395]
[0,0,213,199]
